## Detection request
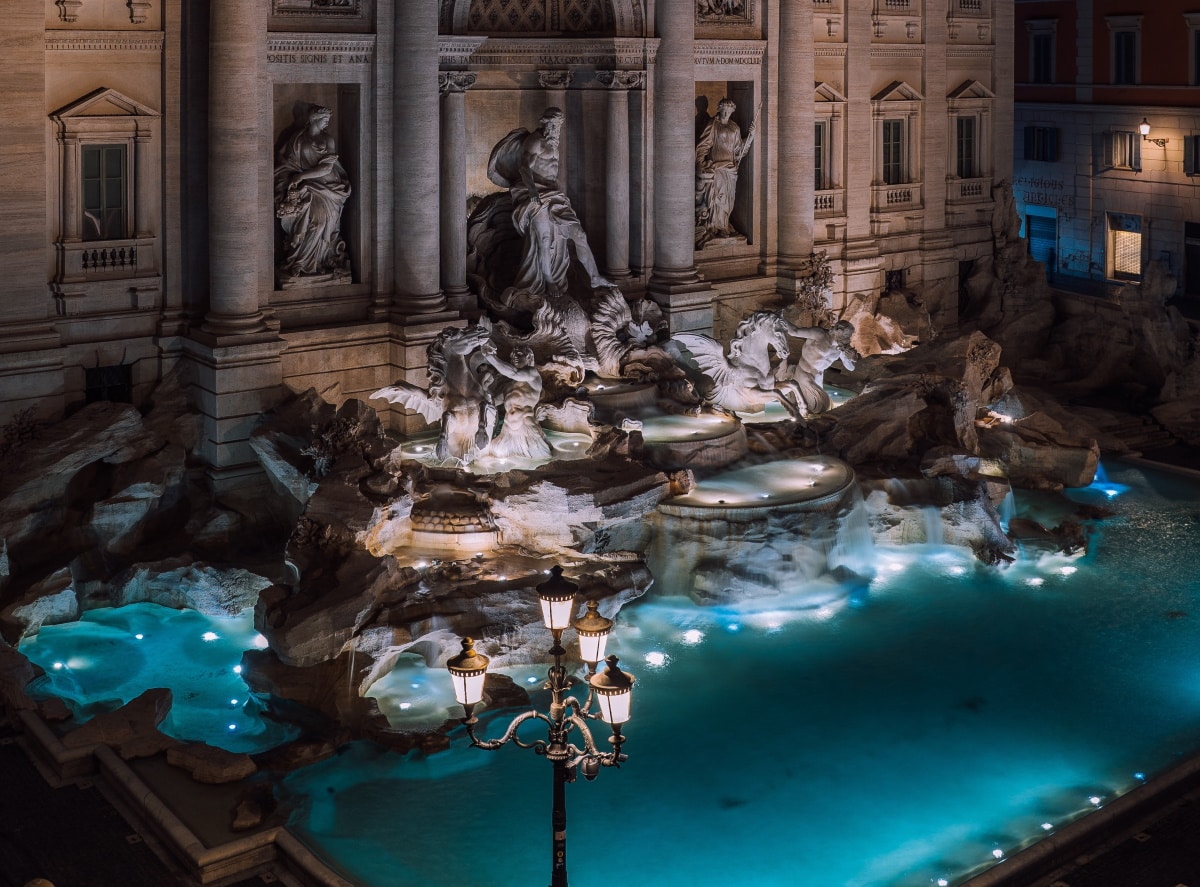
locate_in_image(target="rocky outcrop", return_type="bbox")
[60,688,177,759]
[1,568,77,641]
[166,742,258,784]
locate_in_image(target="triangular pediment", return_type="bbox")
[51,87,159,120]
[872,80,924,102]
[948,79,996,100]
[815,81,848,103]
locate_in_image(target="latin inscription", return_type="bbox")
[267,52,371,64]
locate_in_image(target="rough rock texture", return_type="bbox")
[166,742,258,784]
[1152,399,1200,446]
[60,688,177,759]
[2,567,77,640]
[103,559,272,616]
[0,639,38,713]
[977,412,1100,491]
[819,331,1009,470]
[862,476,1013,559]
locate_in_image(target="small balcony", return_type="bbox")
[871,182,923,213]
[56,236,157,284]
[947,176,992,205]
[814,189,845,217]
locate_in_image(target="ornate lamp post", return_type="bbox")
[446,566,635,887]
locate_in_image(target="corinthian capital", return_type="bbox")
[537,70,573,90]
[597,70,646,90]
[438,72,478,95]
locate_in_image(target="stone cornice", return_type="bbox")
[695,39,766,66]
[815,44,848,57]
[466,37,658,69]
[46,29,164,52]
[267,33,375,64]
[439,37,488,69]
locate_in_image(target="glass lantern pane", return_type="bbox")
[578,632,607,664]
[598,689,631,725]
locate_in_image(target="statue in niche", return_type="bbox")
[781,320,860,415]
[476,342,552,461]
[695,97,754,248]
[274,103,351,286]
[492,106,612,298]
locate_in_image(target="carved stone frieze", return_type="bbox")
[273,0,363,16]
[596,70,645,90]
[266,35,375,65]
[46,30,165,52]
[869,45,926,59]
[815,44,848,58]
[537,70,573,89]
[466,38,658,69]
[694,39,766,66]
[439,72,478,94]
[947,46,994,59]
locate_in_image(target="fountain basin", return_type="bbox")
[658,456,854,520]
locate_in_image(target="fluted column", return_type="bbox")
[647,0,711,333]
[439,72,476,302]
[778,0,815,266]
[651,0,700,285]
[598,71,643,282]
[393,3,445,315]
[538,70,572,192]
[204,0,267,334]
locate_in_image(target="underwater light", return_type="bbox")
[230,698,239,706]
[228,723,237,731]
[233,665,243,675]
[1089,795,1102,806]
[937,880,949,886]
[53,662,63,670]
[202,631,219,642]
[991,849,1004,859]
[1041,823,1053,831]
[727,623,741,633]
[947,566,967,577]
[1135,772,1146,781]
[1025,577,1045,587]
[134,633,144,640]
[644,651,668,668]
[252,633,269,649]
[682,629,704,645]
[527,676,539,684]
[1058,566,1078,577]
[400,702,412,710]
[410,682,421,689]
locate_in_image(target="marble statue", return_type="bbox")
[672,312,804,418]
[781,320,860,415]
[695,98,754,248]
[487,107,613,298]
[476,343,552,461]
[371,323,496,462]
[274,104,351,284]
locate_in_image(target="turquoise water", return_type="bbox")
[279,461,1200,887]
[20,603,298,754]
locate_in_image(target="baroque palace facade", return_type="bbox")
[0,0,1012,484]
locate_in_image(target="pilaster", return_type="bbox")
[439,72,477,309]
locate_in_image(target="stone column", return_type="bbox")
[134,128,154,238]
[393,3,445,316]
[649,0,712,334]
[538,70,572,192]
[598,71,643,282]
[777,0,815,268]
[204,0,267,334]
[61,137,82,242]
[439,72,476,305]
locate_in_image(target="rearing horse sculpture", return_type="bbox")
[672,312,805,418]
[371,322,496,461]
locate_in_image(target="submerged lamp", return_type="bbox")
[445,563,634,887]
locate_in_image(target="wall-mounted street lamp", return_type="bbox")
[446,566,635,887]
[1140,118,1169,148]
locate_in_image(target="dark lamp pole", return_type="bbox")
[445,567,634,887]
